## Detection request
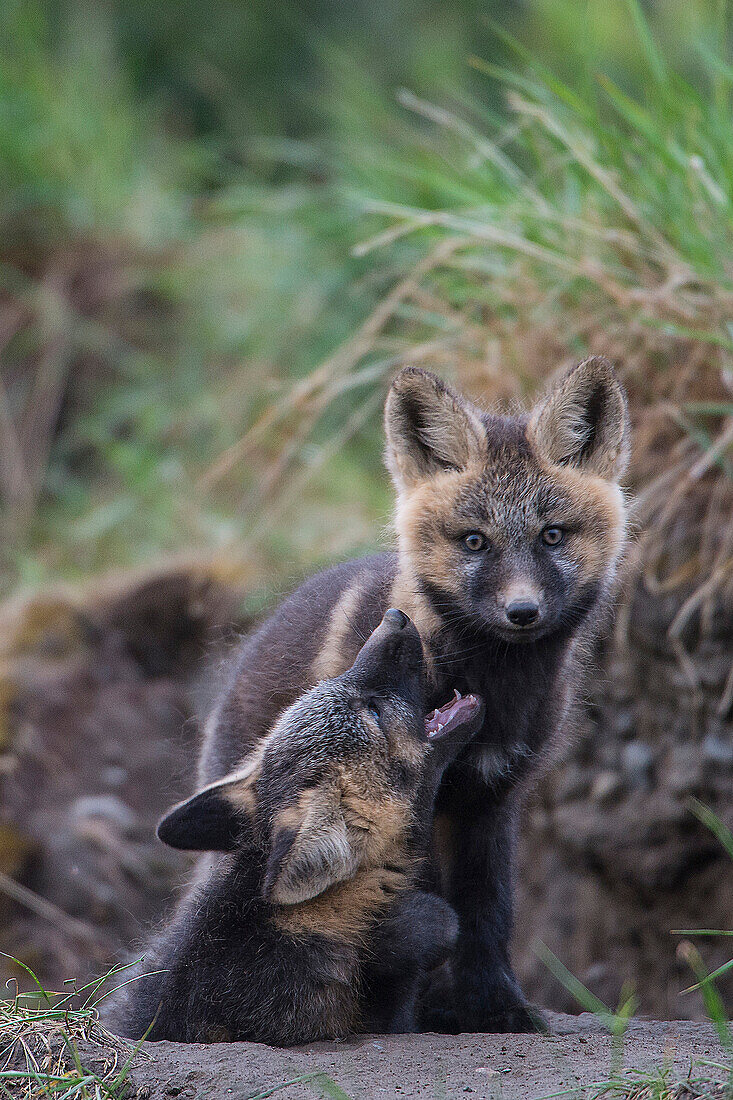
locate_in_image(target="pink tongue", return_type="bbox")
[425,691,481,738]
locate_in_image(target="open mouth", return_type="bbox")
[425,689,482,740]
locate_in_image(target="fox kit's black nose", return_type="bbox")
[506,600,540,627]
[383,607,409,630]
[346,607,423,704]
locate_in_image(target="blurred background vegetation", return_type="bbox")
[2,0,733,1017]
[2,0,732,605]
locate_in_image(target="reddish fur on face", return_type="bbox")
[549,464,626,582]
[395,466,488,607]
[384,359,629,649]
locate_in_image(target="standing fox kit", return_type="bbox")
[113,610,483,1044]
[201,356,630,1032]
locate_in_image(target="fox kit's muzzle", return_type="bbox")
[341,606,425,706]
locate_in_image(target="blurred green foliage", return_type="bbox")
[1,0,731,598]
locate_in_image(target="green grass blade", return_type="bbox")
[90,968,167,1009]
[624,0,668,86]
[672,929,733,937]
[246,1074,346,1100]
[596,74,685,167]
[682,956,733,994]
[534,941,625,1034]
[688,799,733,862]
[639,319,733,352]
[0,952,52,1006]
[307,1074,355,1100]
[679,942,733,1055]
[480,19,593,116]
[108,1011,159,1095]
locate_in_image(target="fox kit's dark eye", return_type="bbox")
[463,532,487,552]
[542,526,564,546]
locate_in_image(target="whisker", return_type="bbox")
[340,608,370,645]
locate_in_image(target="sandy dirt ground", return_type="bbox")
[125,1013,729,1099]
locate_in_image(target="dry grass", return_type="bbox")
[0,959,143,1100]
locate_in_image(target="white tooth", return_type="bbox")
[454,688,462,700]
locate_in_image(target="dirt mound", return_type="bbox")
[0,559,731,1020]
[0,563,250,990]
[120,1015,731,1100]
[6,1013,729,1100]
[516,577,733,1018]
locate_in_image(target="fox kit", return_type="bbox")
[111,610,483,1045]
[200,356,629,1032]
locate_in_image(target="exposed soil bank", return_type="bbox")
[1,565,732,1019]
[126,1014,728,1100]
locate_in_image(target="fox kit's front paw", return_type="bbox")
[468,997,547,1034]
[455,966,547,1034]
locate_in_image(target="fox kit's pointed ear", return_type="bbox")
[529,357,629,480]
[157,766,258,852]
[385,367,486,491]
[263,788,361,905]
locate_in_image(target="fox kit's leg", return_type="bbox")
[433,775,544,1033]
[361,891,458,1034]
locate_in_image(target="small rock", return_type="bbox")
[621,741,654,790]
[666,745,703,796]
[552,763,590,803]
[69,794,136,832]
[590,771,624,805]
[102,765,128,787]
[701,732,733,767]
[614,709,635,739]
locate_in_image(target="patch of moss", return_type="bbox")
[0,822,34,878]
[0,670,17,750]
[7,598,86,660]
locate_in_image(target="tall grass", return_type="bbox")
[325,0,733,694]
[0,4,391,596]
[2,0,733,631]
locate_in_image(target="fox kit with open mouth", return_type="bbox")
[111,610,483,1045]
[199,357,629,1032]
